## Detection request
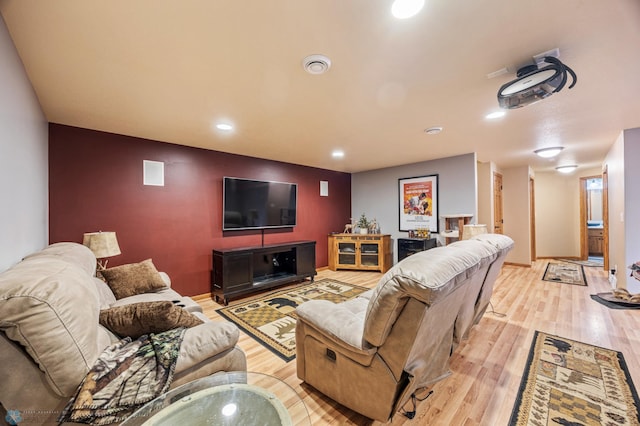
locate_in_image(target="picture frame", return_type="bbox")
[398,174,439,233]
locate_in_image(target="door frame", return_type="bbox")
[579,173,607,269]
[602,166,609,271]
[579,176,590,260]
[493,172,503,234]
[529,176,536,261]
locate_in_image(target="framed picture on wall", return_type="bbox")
[398,174,439,233]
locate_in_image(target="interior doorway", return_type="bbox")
[579,175,605,267]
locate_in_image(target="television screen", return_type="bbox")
[223,177,297,230]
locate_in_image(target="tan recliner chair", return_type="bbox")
[295,234,514,422]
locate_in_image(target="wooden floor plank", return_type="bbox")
[199,261,638,425]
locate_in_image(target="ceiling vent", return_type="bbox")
[302,54,331,75]
[497,52,577,109]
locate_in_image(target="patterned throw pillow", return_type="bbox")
[99,301,203,338]
[101,259,167,299]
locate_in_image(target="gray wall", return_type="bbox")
[352,153,477,262]
[0,15,48,272]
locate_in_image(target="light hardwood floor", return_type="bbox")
[198,261,639,425]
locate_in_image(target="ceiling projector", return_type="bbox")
[497,56,577,109]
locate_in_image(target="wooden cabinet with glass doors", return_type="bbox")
[328,234,392,273]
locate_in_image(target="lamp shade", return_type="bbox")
[83,232,121,258]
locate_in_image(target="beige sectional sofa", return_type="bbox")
[295,233,514,422]
[0,242,246,425]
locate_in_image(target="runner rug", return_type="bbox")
[509,331,640,425]
[542,262,587,286]
[560,258,604,268]
[216,279,369,362]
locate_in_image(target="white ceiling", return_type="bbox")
[2,0,639,173]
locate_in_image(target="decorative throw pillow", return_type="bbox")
[99,301,203,339]
[102,259,167,299]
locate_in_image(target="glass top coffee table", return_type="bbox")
[121,371,310,425]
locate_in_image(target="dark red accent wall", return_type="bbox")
[49,124,351,296]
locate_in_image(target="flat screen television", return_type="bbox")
[223,177,297,230]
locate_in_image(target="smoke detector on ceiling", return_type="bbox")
[497,49,577,109]
[424,126,443,135]
[302,54,331,75]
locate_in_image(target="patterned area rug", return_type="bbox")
[543,262,587,286]
[216,279,369,362]
[510,331,640,425]
[561,258,604,268]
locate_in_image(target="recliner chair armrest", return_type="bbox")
[296,299,371,351]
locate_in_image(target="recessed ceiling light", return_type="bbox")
[424,126,443,135]
[303,54,331,75]
[391,0,425,19]
[332,150,344,158]
[215,123,233,131]
[534,147,564,158]
[556,165,578,173]
[485,111,506,120]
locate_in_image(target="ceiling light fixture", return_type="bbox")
[485,111,506,120]
[424,126,443,135]
[556,165,578,174]
[215,123,233,131]
[302,54,331,75]
[534,147,564,158]
[391,0,425,19]
[332,150,344,158]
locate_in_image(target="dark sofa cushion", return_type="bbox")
[99,301,203,339]
[102,259,167,299]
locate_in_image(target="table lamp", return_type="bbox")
[83,231,121,271]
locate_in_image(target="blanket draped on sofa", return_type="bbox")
[58,328,186,425]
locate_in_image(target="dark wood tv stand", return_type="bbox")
[211,240,316,305]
